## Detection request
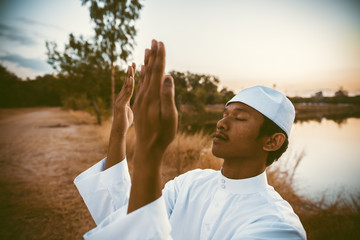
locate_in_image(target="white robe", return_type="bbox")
[74,158,306,239]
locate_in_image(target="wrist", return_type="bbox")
[133,146,164,169]
[109,123,128,139]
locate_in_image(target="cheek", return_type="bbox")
[229,124,262,148]
[231,124,255,141]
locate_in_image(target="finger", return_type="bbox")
[117,65,131,98]
[142,40,158,92]
[147,41,165,100]
[144,49,150,66]
[137,50,149,93]
[134,64,145,105]
[126,75,134,103]
[138,65,145,89]
[131,62,136,78]
[118,65,134,104]
[125,66,134,100]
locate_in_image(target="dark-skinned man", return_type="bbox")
[74,40,306,239]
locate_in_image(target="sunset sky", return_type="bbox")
[1,0,359,96]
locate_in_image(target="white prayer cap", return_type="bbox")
[226,86,295,136]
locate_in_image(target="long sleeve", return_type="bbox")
[74,158,173,239]
[74,157,131,225]
[83,196,172,240]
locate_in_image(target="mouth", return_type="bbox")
[213,131,229,142]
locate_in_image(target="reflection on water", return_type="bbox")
[281,117,360,203]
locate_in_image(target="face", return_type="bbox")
[212,102,266,161]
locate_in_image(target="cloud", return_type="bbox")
[0,54,51,72]
[0,23,37,45]
[0,60,44,80]
[16,17,66,31]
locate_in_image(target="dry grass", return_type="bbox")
[267,151,360,239]
[1,108,359,239]
[98,123,223,186]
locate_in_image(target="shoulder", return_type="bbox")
[236,215,306,239]
[240,187,306,239]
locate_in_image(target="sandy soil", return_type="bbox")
[0,107,107,240]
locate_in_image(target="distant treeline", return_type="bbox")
[289,96,360,105]
[0,65,61,108]
[0,65,235,123]
[2,63,360,110]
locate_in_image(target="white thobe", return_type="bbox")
[74,158,306,239]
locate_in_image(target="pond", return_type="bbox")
[181,115,360,204]
[283,117,360,204]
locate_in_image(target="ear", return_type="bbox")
[262,133,286,152]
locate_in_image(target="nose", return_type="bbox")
[216,117,228,131]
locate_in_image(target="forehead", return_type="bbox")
[225,102,264,118]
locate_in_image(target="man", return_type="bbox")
[74,40,306,239]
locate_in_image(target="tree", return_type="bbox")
[219,87,235,103]
[81,0,143,114]
[170,70,234,111]
[46,34,126,124]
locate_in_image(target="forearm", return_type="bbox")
[106,130,126,169]
[127,150,163,214]
[106,63,135,169]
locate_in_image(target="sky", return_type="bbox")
[1,0,359,96]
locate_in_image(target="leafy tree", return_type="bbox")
[169,70,235,111]
[46,34,126,124]
[219,87,235,103]
[81,0,143,113]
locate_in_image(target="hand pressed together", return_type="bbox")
[133,40,178,158]
[128,39,178,213]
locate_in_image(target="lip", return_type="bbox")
[213,131,229,142]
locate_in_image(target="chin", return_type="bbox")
[211,145,224,158]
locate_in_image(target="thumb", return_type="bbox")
[161,75,178,121]
[161,75,175,107]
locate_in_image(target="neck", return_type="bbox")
[221,157,266,179]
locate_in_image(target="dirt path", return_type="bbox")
[0,107,108,240]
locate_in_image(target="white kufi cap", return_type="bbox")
[226,86,295,136]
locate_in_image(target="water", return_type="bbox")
[282,118,360,204]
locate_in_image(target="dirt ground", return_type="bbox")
[0,107,107,240]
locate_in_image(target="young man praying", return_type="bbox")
[74,40,306,239]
